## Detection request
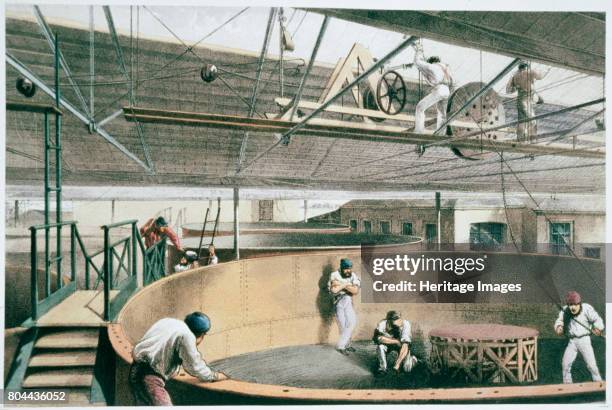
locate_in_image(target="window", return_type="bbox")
[469,223,506,249]
[258,200,273,221]
[363,220,372,234]
[425,224,437,243]
[549,222,572,255]
[349,220,357,231]
[402,222,413,236]
[583,247,601,259]
[380,221,391,234]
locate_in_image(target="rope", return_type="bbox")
[499,153,520,252]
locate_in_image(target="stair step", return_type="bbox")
[35,329,99,349]
[22,368,93,388]
[29,350,97,367]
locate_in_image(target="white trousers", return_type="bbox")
[334,295,356,350]
[414,84,450,134]
[516,93,536,142]
[562,336,601,384]
[377,344,417,372]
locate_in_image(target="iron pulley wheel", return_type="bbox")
[376,70,407,115]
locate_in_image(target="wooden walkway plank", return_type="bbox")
[29,350,97,367]
[35,329,99,349]
[22,368,93,388]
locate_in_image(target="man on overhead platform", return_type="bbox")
[505,61,549,142]
[412,39,454,135]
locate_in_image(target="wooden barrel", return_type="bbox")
[429,324,538,384]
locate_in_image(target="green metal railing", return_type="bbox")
[29,221,78,321]
[139,235,167,286]
[102,220,139,321]
[29,218,170,323]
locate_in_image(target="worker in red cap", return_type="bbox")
[554,291,604,384]
[140,216,183,252]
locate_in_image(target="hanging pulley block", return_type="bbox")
[16,77,37,98]
[200,64,218,83]
[281,27,295,52]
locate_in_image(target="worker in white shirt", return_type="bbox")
[328,258,361,355]
[174,250,199,273]
[207,244,219,266]
[129,312,228,405]
[412,40,454,134]
[505,61,549,141]
[373,310,417,375]
[554,291,604,384]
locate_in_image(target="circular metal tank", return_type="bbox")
[182,222,351,237]
[110,251,605,404]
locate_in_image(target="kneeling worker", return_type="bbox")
[373,310,417,375]
[130,312,228,405]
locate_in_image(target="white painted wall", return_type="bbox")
[453,209,513,243]
[70,199,346,232]
[536,213,605,244]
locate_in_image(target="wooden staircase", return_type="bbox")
[20,328,104,405]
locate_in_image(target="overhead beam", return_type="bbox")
[7,100,62,115]
[289,16,329,122]
[278,15,330,147]
[123,107,605,159]
[235,35,420,174]
[307,9,604,76]
[7,52,152,173]
[272,97,500,130]
[32,6,92,118]
[104,6,154,172]
[429,97,606,147]
[97,109,124,128]
[236,7,277,172]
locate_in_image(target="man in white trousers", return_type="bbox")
[412,40,454,134]
[373,310,418,375]
[554,291,604,384]
[328,258,361,355]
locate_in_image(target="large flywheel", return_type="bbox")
[376,70,407,115]
[445,82,506,159]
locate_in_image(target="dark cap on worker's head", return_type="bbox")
[427,56,441,64]
[155,216,168,227]
[518,61,529,70]
[340,258,353,270]
[184,250,198,263]
[185,312,211,337]
[566,291,581,305]
[386,310,401,321]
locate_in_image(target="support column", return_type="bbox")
[14,200,19,227]
[54,34,63,289]
[111,199,116,223]
[303,199,308,222]
[435,192,441,251]
[233,187,240,260]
